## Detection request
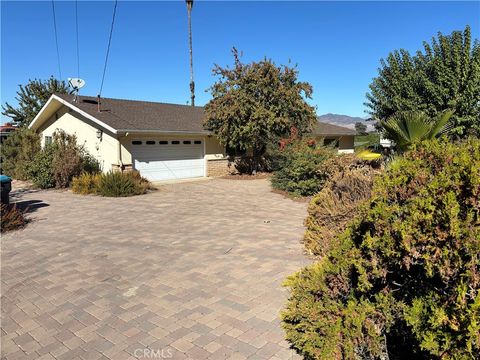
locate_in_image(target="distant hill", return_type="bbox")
[318,113,375,131]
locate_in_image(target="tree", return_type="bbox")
[365,26,480,138]
[2,77,68,128]
[380,110,453,151]
[0,128,40,180]
[354,121,368,135]
[186,0,195,106]
[204,48,317,171]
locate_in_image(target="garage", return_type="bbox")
[131,139,205,181]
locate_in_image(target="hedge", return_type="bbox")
[282,138,480,359]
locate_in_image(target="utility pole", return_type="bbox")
[186,0,195,106]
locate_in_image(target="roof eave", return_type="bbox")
[29,94,118,135]
[117,129,210,136]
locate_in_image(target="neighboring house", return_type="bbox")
[312,121,356,153]
[0,123,17,144]
[29,94,356,181]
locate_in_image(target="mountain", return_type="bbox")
[317,113,375,131]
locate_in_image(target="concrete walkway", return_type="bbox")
[1,179,309,360]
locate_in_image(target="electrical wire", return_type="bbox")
[51,0,62,79]
[75,0,80,78]
[99,0,118,96]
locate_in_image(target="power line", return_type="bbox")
[99,0,118,96]
[51,0,62,79]
[75,0,80,78]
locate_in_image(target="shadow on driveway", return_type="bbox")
[14,199,49,214]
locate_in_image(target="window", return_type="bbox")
[171,140,180,144]
[159,141,168,145]
[132,140,142,145]
[194,140,202,145]
[183,140,191,144]
[146,140,156,145]
[45,136,53,145]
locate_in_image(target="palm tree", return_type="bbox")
[186,0,195,106]
[380,110,453,151]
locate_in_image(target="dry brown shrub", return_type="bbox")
[1,204,27,233]
[304,155,381,256]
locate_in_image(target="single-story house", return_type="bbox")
[312,121,356,153]
[29,94,356,181]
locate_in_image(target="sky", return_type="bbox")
[1,1,479,124]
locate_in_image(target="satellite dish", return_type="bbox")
[68,78,86,90]
[68,78,86,102]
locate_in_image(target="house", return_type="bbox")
[29,94,356,181]
[0,123,17,144]
[312,121,356,153]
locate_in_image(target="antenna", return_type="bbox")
[68,78,86,102]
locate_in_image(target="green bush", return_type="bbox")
[0,128,40,179]
[71,173,101,195]
[282,138,480,359]
[271,140,335,196]
[26,144,56,189]
[22,130,100,189]
[96,171,150,197]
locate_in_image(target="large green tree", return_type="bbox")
[366,26,480,137]
[2,77,68,127]
[204,48,317,168]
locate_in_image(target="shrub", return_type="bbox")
[0,128,40,179]
[96,171,150,197]
[1,204,27,233]
[229,155,277,174]
[51,131,83,188]
[282,138,480,359]
[24,130,100,189]
[304,155,380,256]
[271,140,335,196]
[71,173,101,195]
[51,130,100,188]
[26,144,56,189]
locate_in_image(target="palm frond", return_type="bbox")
[380,110,453,151]
[428,109,454,138]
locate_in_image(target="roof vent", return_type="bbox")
[82,99,99,105]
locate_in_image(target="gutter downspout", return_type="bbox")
[117,132,128,171]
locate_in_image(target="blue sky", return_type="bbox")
[1,1,479,124]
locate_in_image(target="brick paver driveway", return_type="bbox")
[1,179,309,360]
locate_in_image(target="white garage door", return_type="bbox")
[131,139,204,181]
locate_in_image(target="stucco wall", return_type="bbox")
[37,107,119,172]
[338,136,355,154]
[315,135,355,154]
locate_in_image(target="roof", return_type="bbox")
[313,121,357,136]
[30,94,356,137]
[53,94,208,134]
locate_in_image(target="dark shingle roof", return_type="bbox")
[56,94,208,133]
[55,94,356,136]
[313,121,357,136]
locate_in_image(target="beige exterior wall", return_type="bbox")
[37,107,120,172]
[205,136,226,160]
[338,136,355,154]
[316,135,355,154]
